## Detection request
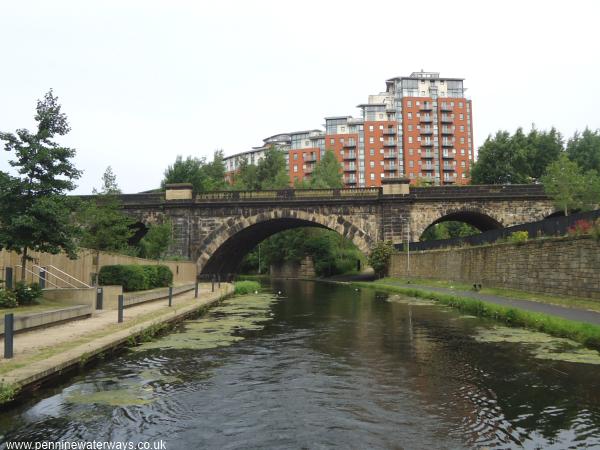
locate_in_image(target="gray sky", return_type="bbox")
[1,0,599,194]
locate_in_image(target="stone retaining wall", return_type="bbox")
[389,236,600,300]
[270,256,316,279]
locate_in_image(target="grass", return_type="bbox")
[377,277,600,313]
[353,281,600,351]
[234,280,261,295]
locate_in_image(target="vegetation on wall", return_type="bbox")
[98,264,173,292]
[420,221,480,241]
[162,150,228,194]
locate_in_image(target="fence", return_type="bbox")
[396,209,600,252]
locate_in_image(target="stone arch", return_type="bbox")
[413,206,504,242]
[195,209,374,275]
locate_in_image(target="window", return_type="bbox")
[408,112,412,119]
[460,125,465,132]
[416,101,420,106]
[341,126,346,132]
[460,137,465,144]
[379,125,384,130]
[370,173,375,180]
[459,114,464,120]
[460,148,465,155]
[370,148,375,156]
[409,149,413,156]
[293,165,298,173]
[408,136,413,143]
[407,100,412,107]
[459,102,463,108]
[380,149,384,155]
[380,161,384,166]
[420,91,425,96]
[408,125,413,131]
[369,137,374,144]
[369,125,374,132]
[379,137,384,142]
[370,161,375,168]
[409,161,414,168]
[293,153,298,160]
[330,139,334,145]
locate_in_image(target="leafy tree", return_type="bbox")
[420,221,479,241]
[527,127,564,180]
[541,154,600,216]
[93,166,121,195]
[256,147,290,190]
[309,149,343,188]
[232,156,261,190]
[162,151,228,194]
[138,221,173,260]
[0,90,82,280]
[471,130,531,184]
[78,195,135,253]
[566,128,600,173]
[368,241,396,278]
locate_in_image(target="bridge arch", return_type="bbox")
[195,210,374,275]
[415,207,504,242]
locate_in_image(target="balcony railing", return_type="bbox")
[440,104,452,112]
[344,166,357,172]
[384,165,396,171]
[384,139,396,146]
[420,116,433,123]
[442,152,454,159]
[421,141,433,147]
[383,128,396,135]
[421,152,434,158]
[443,164,455,170]
[440,115,453,123]
[343,141,357,148]
[384,152,396,159]
[343,153,356,160]
[441,141,453,147]
[420,103,433,111]
[420,129,433,135]
[441,127,454,135]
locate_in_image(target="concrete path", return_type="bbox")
[0,283,233,390]
[379,282,600,326]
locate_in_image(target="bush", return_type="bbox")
[0,289,18,308]
[13,282,43,305]
[368,241,396,278]
[507,231,529,245]
[99,265,149,292]
[156,265,173,287]
[98,264,174,292]
[567,219,593,236]
[234,280,261,295]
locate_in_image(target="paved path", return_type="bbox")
[0,283,233,389]
[379,282,600,326]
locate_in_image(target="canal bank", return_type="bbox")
[352,280,600,351]
[0,283,233,404]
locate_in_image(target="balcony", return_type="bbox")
[343,141,357,148]
[420,128,433,135]
[420,116,433,123]
[345,178,357,185]
[304,166,314,174]
[384,139,396,147]
[442,152,454,159]
[384,152,396,159]
[344,166,357,172]
[343,153,356,160]
[304,156,317,162]
[420,103,433,111]
[443,176,456,183]
[440,104,452,112]
[440,115,453,123]
[441,127,454,135]
[422,166,435,172]
[383,128,396,135]
[443,164,454,171]
[421,151,434,158]
[441,141,453,147]
[421,141,433,147]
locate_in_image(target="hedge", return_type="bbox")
[98,265,174,292]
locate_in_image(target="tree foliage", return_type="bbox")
[78,195,135,253]
[368,241,396,279]
[0,90,82,279]
[420,221,480,241]
[162,150,228,194]
[471,127,563,184]
[541,154,600,216]
[309,149,343,188]
[566,128,600,174]
[138,221,173,260]
[233,146,289,190]
[93,166,121,195]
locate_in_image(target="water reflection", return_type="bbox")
[1,280,600,449]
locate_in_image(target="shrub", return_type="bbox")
[13,282,43,305]
[0,289,18,308]
[234,280,261,295]
[368,241,396,278]
[567,219,593,236]
[156,265,173,287]
[507,231,529,245]
[98,265,149,292]
[98,264,173,291]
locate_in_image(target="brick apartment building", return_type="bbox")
[224,71,474,187]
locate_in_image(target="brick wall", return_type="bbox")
[389,236,600,300]
[270,256,316,279]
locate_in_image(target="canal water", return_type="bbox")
[2,280,600,449]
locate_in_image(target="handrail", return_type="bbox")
[15,265,61,288]
[46,265,90,288]
[196,187,382,202]
[31,265,79,288]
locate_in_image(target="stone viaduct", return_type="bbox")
[112,180,556,275]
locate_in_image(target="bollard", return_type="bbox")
[168,286,173,307]
[217,273,221,288]
[118,295,124,323]
[194,281,199,298]
[211,275,215,292]
[5,267,13,290]
[96,287,103,310]
[39,268,46,289]
[4,313,14,359]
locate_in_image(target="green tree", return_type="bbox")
[232,156,260,190]
[138,221,173,259]
[566,128,600,173]
[202,150,228,192]
[309,149,343,188]
[368,241,395,278]
[541,154,599,216]
[162,151,227,194]
[0,90,82,280]
[420,221,479,241]
[256,147,289,190]
[78,197,135,253]
[93,166,121,195]
[471,130,531,184]
[527,127,564,180]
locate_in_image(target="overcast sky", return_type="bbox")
[1,0,599,194]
